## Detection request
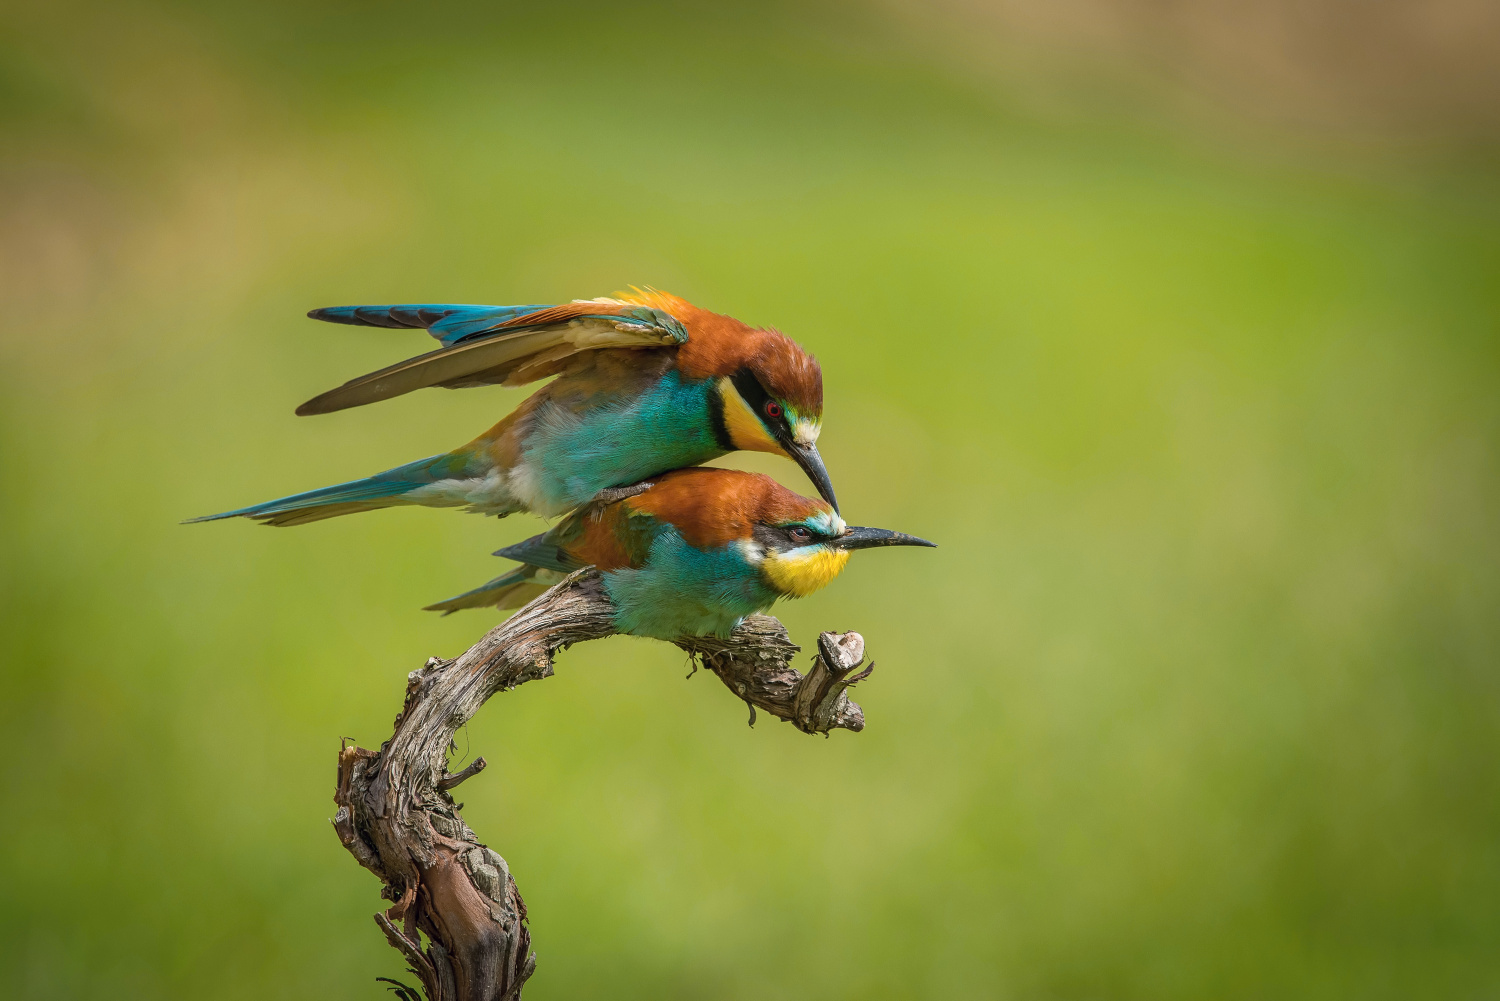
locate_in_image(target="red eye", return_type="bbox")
[765,401,783,419]
[790,527,811,543]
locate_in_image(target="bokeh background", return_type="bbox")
[3,1,1498,998]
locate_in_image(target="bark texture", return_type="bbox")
[332,569,873,1001]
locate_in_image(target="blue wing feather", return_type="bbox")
[298,298,691,414]
[306,302,690,351]
[308,304,554,347]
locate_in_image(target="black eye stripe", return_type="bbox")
[786,525,824,546]
[751,523,830,552]
[706,380,733,450]
[731,368,775,418]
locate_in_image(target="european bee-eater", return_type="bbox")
[425,467,934,640]
[190,289,837,526]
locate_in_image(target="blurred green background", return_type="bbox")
[2,1,1498,998]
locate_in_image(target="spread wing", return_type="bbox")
[296,300,689,415]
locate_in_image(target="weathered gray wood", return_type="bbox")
[333,569,872,1001]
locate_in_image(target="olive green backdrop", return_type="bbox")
[2,2,1497,999]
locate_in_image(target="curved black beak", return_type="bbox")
[831,526,937,551]
[788,442,839,513]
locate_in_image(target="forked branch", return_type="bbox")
[332,569,872,1001]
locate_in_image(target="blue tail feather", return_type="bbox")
[187,452,473,526]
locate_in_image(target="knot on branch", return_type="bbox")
[440,757,487,791]
[792,631,873,734]
[677,620,869,734]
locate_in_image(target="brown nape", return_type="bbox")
[660,300,821,416]
[625,467,829,549]
[748,330,821,416]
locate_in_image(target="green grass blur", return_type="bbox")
[2,2,1498,999]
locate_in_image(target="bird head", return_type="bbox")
[609,288,837,511]
[751,505,936,599]
[632,468,933,600]
[714,356,835,512]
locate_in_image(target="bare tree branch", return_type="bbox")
[332,569,872,1001]
[439,757,488,791]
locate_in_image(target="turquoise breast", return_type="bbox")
[521,371,725,512]
[602,530,780,640]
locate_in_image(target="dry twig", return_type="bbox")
[332,569,872,1001]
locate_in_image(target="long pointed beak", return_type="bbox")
[789,443,839,513]
[831,526,937,551]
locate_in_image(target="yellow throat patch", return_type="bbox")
[762,546,851,597]
[717,377,782,454]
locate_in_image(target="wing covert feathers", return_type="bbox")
[297,300,689,415]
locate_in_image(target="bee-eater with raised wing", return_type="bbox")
[424,467,934,639]
[189,289,837,526]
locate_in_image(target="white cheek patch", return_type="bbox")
[737,538,765,564]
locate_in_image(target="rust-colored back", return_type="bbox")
[624,467,830,549]
[616,289,823,417]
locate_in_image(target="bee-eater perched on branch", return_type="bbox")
[425,467,934,640]
[189,289,837,526]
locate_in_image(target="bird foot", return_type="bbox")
[589,481,655,505]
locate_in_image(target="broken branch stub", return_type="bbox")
[332,569,873,1000]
